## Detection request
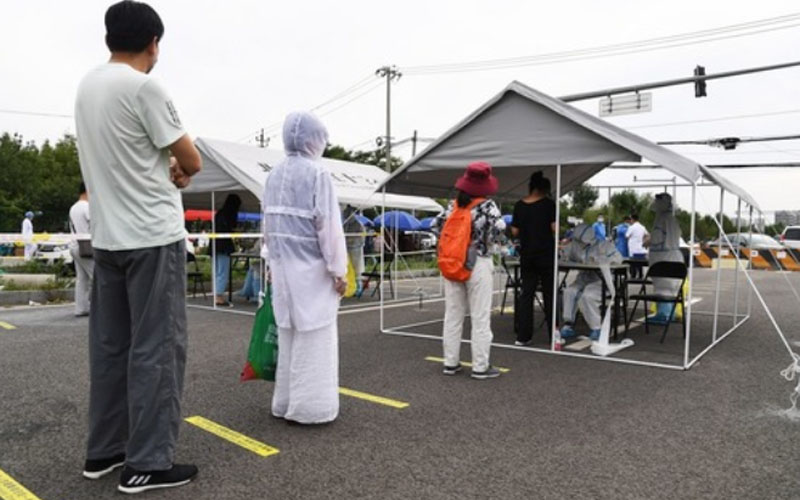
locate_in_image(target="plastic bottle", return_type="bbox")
[553,328,562,351]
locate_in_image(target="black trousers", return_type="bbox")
[517,256,555,343]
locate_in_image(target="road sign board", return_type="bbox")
[599,92,652,117]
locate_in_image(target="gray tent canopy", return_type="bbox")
[379,81,759,210]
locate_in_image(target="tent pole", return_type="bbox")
[732,198,743,325]
[747,206,754,316]
[211,191,217,310]
[684,181,697,368]
[551,164,562,351]
[607,186,612,237]
[380,187,386,332]
[711,188,725,342]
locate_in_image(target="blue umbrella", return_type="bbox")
[419,217,437,231]
[354,214,374,227]
[502,214,513,225]
[237,212,262,223]
[373,211,421,231]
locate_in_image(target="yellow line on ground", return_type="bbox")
[185,416,279,457]
[338,387,409,409]
[0,469,41,500]
[0,321,16,330]
[424,356,511,373]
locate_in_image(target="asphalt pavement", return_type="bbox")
[1,269,800,499]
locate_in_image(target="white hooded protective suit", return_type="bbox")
[562,224,623,332]
[22,216,35,260]
[648,193,684,321]
[262,111,347,424]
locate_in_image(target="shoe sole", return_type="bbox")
[118,478,193,494]
[442,367,462,375]
[82,462,125,480]
[471,373,501,380]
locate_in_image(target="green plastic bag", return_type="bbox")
[240,288,278,382]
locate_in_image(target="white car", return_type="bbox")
[36,242,73,264]
[780,226,800,250]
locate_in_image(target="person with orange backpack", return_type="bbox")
[432,162,506,379]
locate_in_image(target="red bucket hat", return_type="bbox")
[455,161,499,197]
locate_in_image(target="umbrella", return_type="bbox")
[237,212,262,223]
[373,211,421,231]
[354,214,374,227]
[502,214,513,225]
[419,217,437,231]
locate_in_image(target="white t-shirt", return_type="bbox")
[69,199,90,250]
[627,221,649,255]
[74,63,186,250]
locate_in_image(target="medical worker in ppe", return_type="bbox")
[262,112,348,424]
[647,193,684,324]
[22,211,36,260]
[560,223,623,341]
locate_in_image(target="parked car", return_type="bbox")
[36,242,73,264]
[725,233,785,251]
[780,226,800,250]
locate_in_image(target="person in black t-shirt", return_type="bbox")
[510,171,556,345]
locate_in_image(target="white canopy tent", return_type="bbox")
[182,137,443,213]
[378,81,763,370]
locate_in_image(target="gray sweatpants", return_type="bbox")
[87,240,187,471]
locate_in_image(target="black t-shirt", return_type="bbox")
[512,198,556,259]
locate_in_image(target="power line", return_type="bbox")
[0,108,73,119]
[628,109,800,130]
[403,13,800,75]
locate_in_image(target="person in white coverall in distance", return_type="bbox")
[647,193,684,324]
[560,223,623,341]
[262,111,348,425]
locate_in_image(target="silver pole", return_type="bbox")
[711,188,724,342]
[551,164,562,351]
[380,187,386,331]
[747,206,754,315]
[211,191,217,310]
[732,197,743,324]
[684,181,697,368]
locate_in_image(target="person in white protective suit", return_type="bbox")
[647,193,684,324]
[342,205,365,296]
[22,211,36,260]
[262,111,348,425]
[560,223,623,341]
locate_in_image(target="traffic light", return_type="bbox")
[694,65,707,98]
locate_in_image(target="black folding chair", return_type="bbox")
[186,252,207,299]
[361,253,395,299]
[500,255,520,315]
[625,261,687,343]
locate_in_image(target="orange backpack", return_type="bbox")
[437,198,485,282]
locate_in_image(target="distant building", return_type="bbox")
[775,211,800,226]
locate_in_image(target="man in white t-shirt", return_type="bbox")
[69,183,93,317]
[626,213,649,279]
[74,1,202,494]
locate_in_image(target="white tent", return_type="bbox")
[378,80,762,370]
[380,81,758,210]
[182,137,443,213]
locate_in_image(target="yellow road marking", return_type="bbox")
[0,469,41,500]
[0,321,16,330]
[185,416,279,457]
[338,387,409,409]
[425,356,511,373]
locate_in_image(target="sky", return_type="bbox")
[2,0,799,218]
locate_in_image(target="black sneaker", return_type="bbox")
[442,363,463,375]
[471,366,501,380]
[82,453,125,479]
[118,464,198,494]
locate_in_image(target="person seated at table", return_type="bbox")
[614,215,631,258]
[647,193,683,325]
[560,223,623,341]
[510,171,556,346]
[237,264,261,303]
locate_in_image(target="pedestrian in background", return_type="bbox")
[21,211,35,260]
[593,214,607,241]
[627,213,649,279]
[614,215,631,258]
[69,182,93,317]
[75,0,202,493]
[213,194,241,306]
[262,112,347,424]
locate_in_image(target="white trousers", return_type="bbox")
[24,243,36,260]
[442,256,494,372]
[70,248,94,315]
[562,277,603,330]
[272,323,339,424]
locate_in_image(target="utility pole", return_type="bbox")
[255,128,268,148]
[375,65,401,172]
[411,129,418,157]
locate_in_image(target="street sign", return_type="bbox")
[599,92,652,117]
